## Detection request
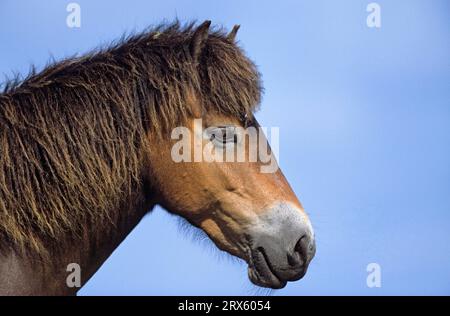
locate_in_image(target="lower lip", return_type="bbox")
[249,249,287,289]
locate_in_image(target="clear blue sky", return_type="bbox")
[1,0,449,295]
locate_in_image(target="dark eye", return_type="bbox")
[207,126,238,145]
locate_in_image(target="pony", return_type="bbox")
[0,21,315,295]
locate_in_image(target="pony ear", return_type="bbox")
[190,20,211,60]
[227,24,240,42]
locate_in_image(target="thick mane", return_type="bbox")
[0,21,262,254]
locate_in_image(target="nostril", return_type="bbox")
[290,234,315,266]
[300,235,316,259]
[287,235,307,267]
[287,250,301,267]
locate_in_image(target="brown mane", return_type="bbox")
[0,21,262,255]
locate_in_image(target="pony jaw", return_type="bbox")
[195,201,315,289]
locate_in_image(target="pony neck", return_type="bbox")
[0,193,155,295]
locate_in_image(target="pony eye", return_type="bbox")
[208,126,238,145]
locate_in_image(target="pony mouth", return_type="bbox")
[248,247,287,289]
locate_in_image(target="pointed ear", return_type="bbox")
[190,20,211,60]
[227,24,240,42]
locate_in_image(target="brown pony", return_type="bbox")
[0,21,315,295]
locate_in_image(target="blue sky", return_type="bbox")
[1,0,449,295]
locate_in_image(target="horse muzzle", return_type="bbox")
[246,202,315,289]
